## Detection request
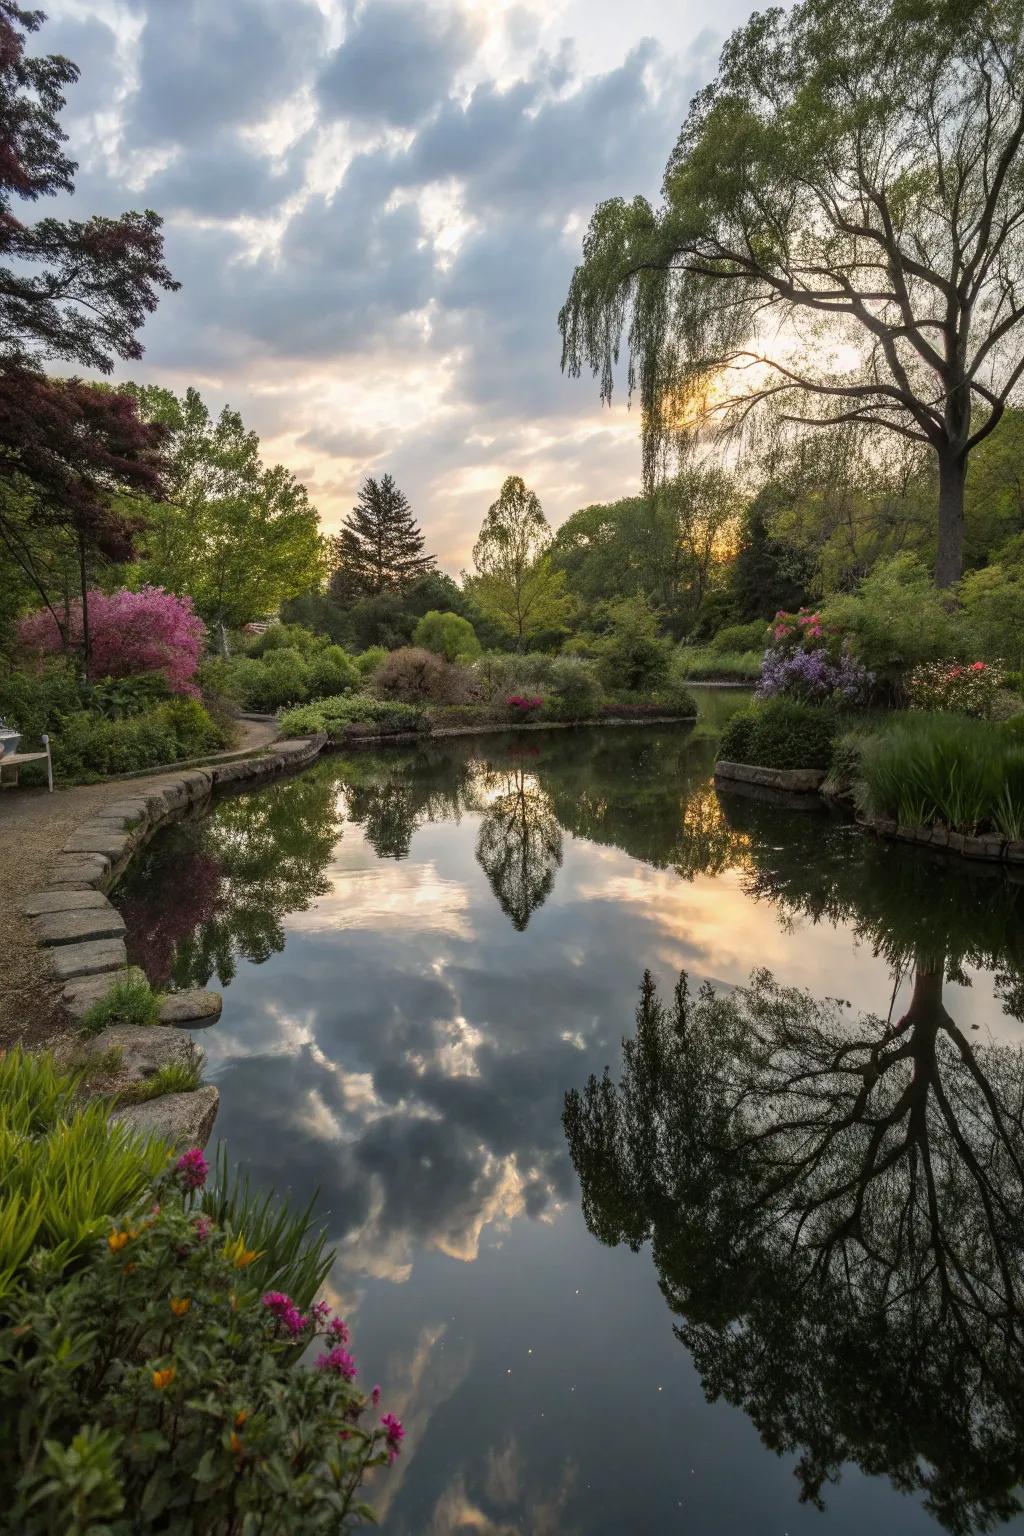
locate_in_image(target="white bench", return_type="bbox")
[0,734,53,792]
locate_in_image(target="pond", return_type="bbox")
[115,698,1024,1535]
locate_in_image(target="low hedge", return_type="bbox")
[51,697,230,781]
[718,699,838,771]
[279,695,425,740]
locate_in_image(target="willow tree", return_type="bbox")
[559,0,1024,587]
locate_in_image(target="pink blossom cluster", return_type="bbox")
[174,1147,209,1192]
[19,585,206,695]
[507,694,543,713]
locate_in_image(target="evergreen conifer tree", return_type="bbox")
[330,474,434,598]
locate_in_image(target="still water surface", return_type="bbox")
[116,699,1024,1535]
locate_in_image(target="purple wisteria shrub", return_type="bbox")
[0,1149,402,1533]
[757,646,874,705]
[907,659,1005,718]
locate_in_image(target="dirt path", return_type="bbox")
[0,717,278,1051]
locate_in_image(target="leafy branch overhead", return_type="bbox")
[560,0,1024,586]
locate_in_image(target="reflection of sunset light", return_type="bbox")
[291,861,475,941]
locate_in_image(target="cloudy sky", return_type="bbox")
[40,0,761,570]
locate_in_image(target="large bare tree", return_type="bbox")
[560,0,1024,586]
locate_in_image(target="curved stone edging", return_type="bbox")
[22,734,326,1146]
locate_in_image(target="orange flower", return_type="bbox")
[229,1431,243,1455]
[123,1262,138,1275]
[234,1409,248,1429]
[152,1367,177,1391]
[108,1231,130,1253]
[234,1248,260,1270]
[169,1297,190,1317]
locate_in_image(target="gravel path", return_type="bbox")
[0,718,279,1051]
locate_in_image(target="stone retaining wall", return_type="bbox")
[22,735,326,1146]
[714,760,826,793]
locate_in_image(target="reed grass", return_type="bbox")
[856,713,1024,837]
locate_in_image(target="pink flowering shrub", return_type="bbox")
[907,659,1005,718]
[507,694,543,717]
[19,586,206,696]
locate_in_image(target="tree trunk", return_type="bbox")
[935,448,966,589]
[77,529,92,683]
[217,618,230,659]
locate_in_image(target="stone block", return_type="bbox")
[62,967,145,1019]
[110,1085,219,1149]
[21,888,110,917]
[49,853,111,888]
[159,990,223,1027]
[33,905,125,946]
[62,823,132,860]
[48,936,127,980]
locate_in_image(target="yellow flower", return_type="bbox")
[234,1409,248,1429]
[152,1367,177,1391]
[108,1231,130,1253]
[221,1233,263,1270]
[229,1431,243,1456]
[169,1296,190,1317]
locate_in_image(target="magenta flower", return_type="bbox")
[175,1147,209,1191]
[371,1385,381,1406]
[194,1214,213,1241]
[262,1292,308,1337]
[315,1346,357,1380]
[328,1317,351,1343]
[312,1300,331,1324]
[381,1412,404,1462]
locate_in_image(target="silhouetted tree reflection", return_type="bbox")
[564,966,1024,1533]
[475,766,563,930]
[119,765,343,987]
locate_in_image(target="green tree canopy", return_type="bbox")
[560,0,1024,588]
[466,475,571,648]
[412,609,481,662]
[125,386,324,649]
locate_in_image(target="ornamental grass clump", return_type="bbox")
[856,715,1024,838]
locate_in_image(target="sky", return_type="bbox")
[39,0,763,571]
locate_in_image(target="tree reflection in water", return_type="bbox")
[120,766,343,988]
[564,810,1024,1533]
[474,765,563,931]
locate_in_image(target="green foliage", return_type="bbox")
[115,1051,204,1105]
[595,595,671,693]
[51,698,227,781]
[473,651,557,699]
[79,976,161,1036]
[198,1143,332,1311]
[413,609,481,662]
[308,645,360,699]
[354,645,387,676]
[545,657,604,720]
[330,472,434,598]
[0,1048,170,1302]
[0,657,82,747]
[822,556,966,677]
[467,475,571,647]
[857,716,1024,837]
[961,560,1024,669]
[128,385,326,635]
[673,645,763,680]
[907,659,1004,718]
[247,623,324,659]
[718,699,837,770]
[279,695,425,741]
[0,1199,393,1532]
[244,648,311,712]
[711,621,767,654]
[88,671,171,719]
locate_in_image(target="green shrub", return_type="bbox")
[354,645,388,676]
[717,699,837,770]
[279,695,424,740]
[545,657,604,720]
[49,698,227,781]
[674,645,763,680]
[0,1201,397,1532]
[473,651,558,699]
[247,623,325,658]
[595,595,671,693]
[413,609,482,663]
[822,554,967,675]
[308,645,360,698]
[0,658,83,748]
[710,621,768,654]
[653,675,699,716]
[198,655,264,708]
[245,648,312,712]
[857,715,1024,836]
[88,671,171,719]
[80,976,161,1036]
